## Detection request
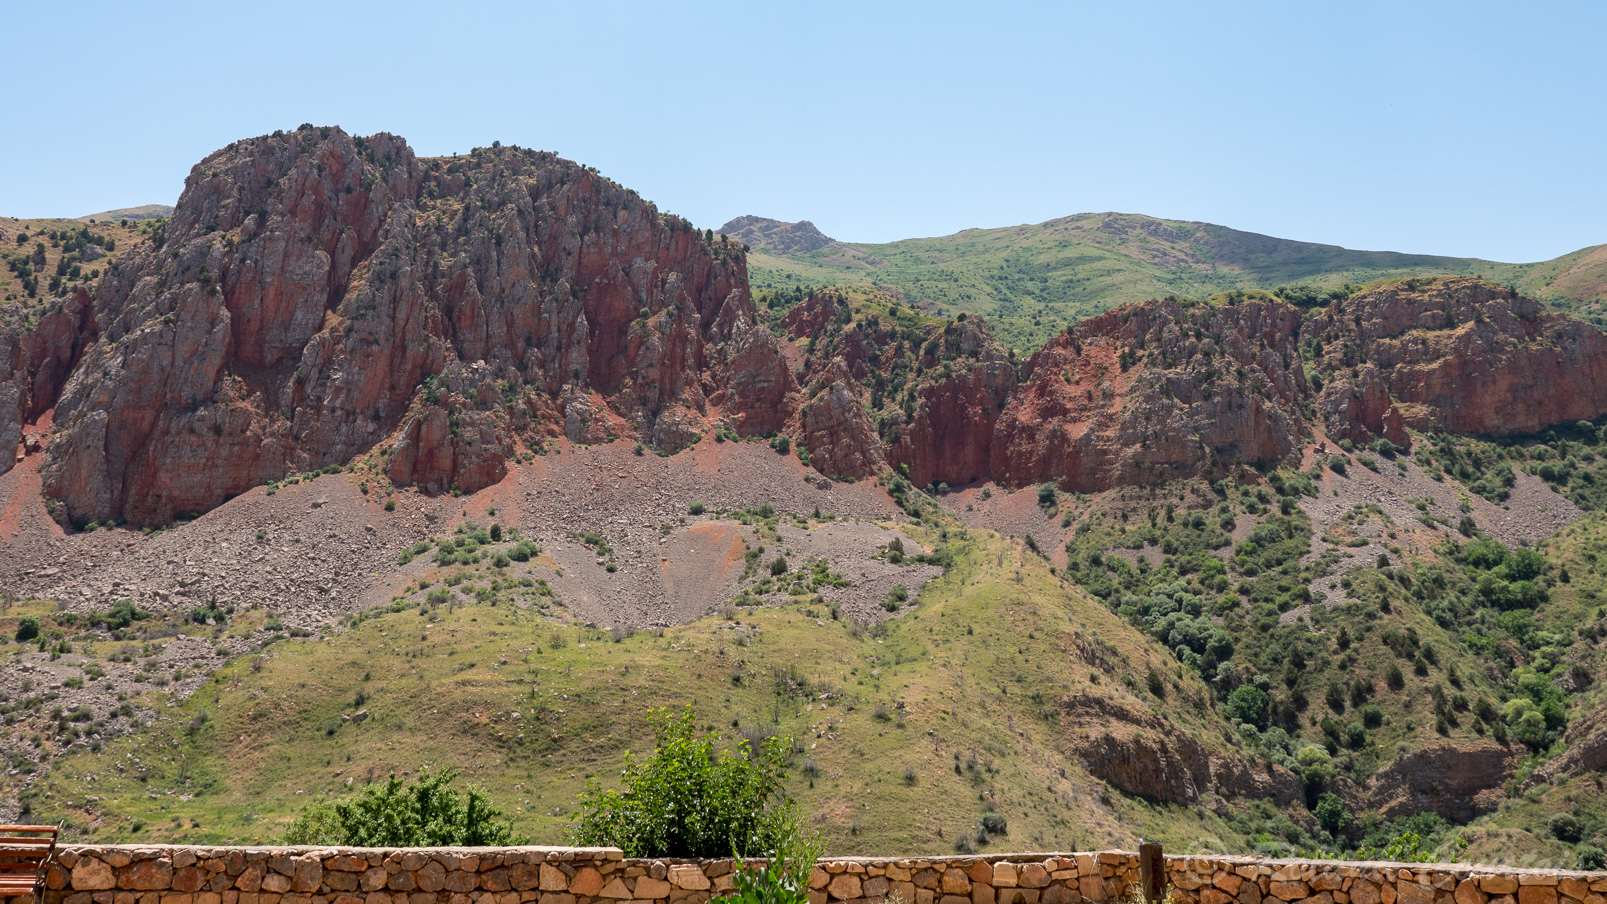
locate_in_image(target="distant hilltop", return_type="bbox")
[78,204,174,223]
[719,215,835,255]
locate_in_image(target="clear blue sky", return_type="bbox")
[2,1,1602,262]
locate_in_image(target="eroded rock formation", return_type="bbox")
[29,126,790,525]
[8,128,1607,530]
[1313,278,1607,437]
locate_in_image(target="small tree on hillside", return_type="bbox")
[568,707,794,858]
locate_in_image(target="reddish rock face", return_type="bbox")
[891,355,1015,489]
[1363,741,1521,821]
[1313,278,1607,437]
[12,126,1607,529]
[991,299,1309,492]
[0,287,95,471]
[37,127,787,526]
[798,358,884,480]
[1318,363,1409,447]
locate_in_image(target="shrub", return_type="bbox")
[1315,791,1351,836]
[712,816,823,904]
[15,616,40,642]
[1386,664,1405,690]
[769,556,789,577]
[1327,455,1348,476]
[770,435,791,455]
[1549,813,1584,843]
[980,814,1008,836]
[568,708,795,858]
[1577,846,1605,871]
[1226,685,1269,730]
[688,501,706,516]
[1296,745,1335,788]
[1362,705,1384,729]
[282,768,518,845]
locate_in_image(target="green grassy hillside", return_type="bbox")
[739,213,1607,348]
[18,523,1242,854]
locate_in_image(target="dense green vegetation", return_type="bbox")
[568,707,795,857]
[283,768,519,846]
[1056,468,1604,858]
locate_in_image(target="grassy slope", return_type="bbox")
[0,215,155,307]
[745,213,1605,349]
[78,205,174,223]
[29,523,1241,854]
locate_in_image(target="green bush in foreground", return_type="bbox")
[283,768,519,846]
[568,707,794,857]
[714,819,823,904]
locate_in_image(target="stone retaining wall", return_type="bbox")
[3,848,1603,904]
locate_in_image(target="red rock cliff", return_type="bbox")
[1313,277,1607,437]
[38,127,789,526]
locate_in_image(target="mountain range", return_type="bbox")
[4,126,1607,866]
[727,213,1607,349]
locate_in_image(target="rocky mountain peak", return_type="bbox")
[718,215,836,255]
[10,126,792,526]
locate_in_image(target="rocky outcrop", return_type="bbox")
[718,215,836,255]
[892,357,1016,489]
[0,288,96,471]
[1362,740,1521,822]
[1313,278,1607,437]
[34,126,789,526]
[15,127,1607,529]
[798,358,884,480]
[1059,694,1302,807]
[1318,363,1408,447]
[1525,706,1607,788]
[992,299,1309,492]
[778,289,839,338]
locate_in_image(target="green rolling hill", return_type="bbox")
[728,212,1607,349]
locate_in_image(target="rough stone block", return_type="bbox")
[635,879,670,899]
[76,861,118,891]
[829,876,863,901]
[570,871,604,898]
[1456,881,1487,904]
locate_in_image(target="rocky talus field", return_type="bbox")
[9,126,1607,864]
